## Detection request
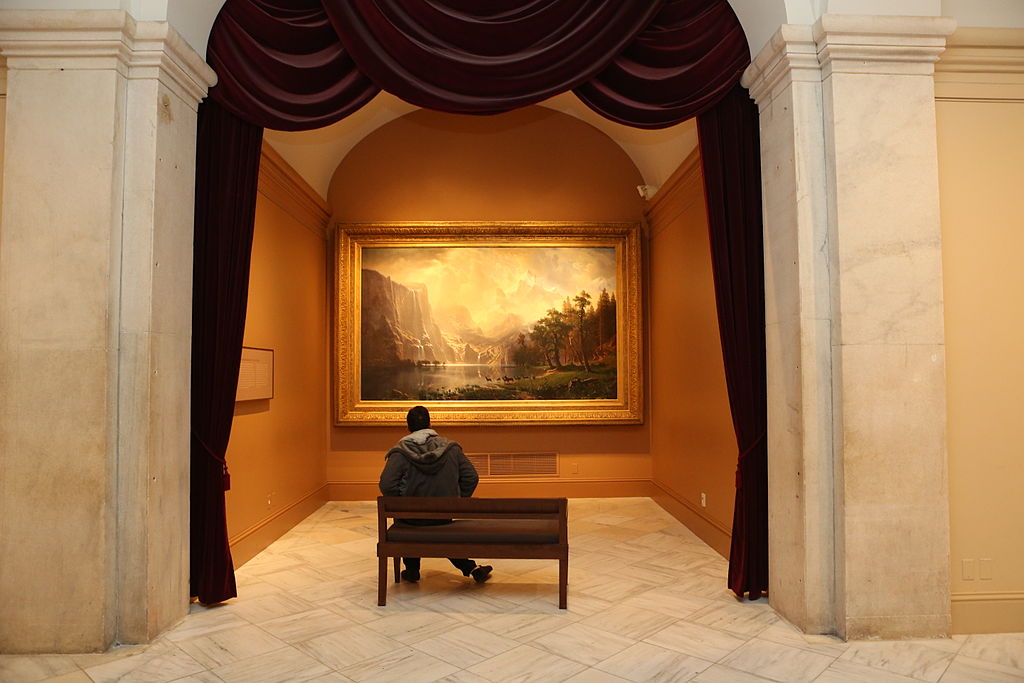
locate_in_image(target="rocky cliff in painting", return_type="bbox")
[361,269,455,365]
[361,269,522,366]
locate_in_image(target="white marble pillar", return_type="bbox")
[743,15,955,639]
[0,11,215,652]
[743,24,838,636]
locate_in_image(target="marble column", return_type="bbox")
[743,23,838,636]
[743,15,955,639]
[0,11,215,652]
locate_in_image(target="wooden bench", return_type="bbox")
[377,496,568,609]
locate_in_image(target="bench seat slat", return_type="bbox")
[387,520,559,544]
[380,542,566,560]
[383,497,562,514]
[386,511,558,520]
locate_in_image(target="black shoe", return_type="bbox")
[400,569,419,583]
[470,565,492,583]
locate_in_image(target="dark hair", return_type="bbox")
[406,405,430,432]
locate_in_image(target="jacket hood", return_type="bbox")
[389,428,453,474]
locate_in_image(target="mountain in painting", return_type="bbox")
[360,269,455,365]
[361,269,524,366]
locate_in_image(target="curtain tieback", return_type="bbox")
[735,431,766,488]
[192,431,231,491]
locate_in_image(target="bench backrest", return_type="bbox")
[377,496,568,543]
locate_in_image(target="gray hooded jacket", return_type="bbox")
[379,428,478,500]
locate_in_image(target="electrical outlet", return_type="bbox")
[571,462,579,474]
[979,558,993,580]
[962,558,977,580]
[700,492,707,507]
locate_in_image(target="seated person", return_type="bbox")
[379,405,492,584]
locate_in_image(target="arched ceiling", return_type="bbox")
[230,0,749,199]
[263,91,699,200]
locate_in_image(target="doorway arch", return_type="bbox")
[193,0,765,612]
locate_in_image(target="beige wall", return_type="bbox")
[1,75,5,220]
[225,145,331,566]
[937,34,1024,633]
[326,107,657,500]
[646,150,738,556]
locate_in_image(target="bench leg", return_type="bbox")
[378,556,387,606]
[558,556,568,609]
[394,557,401,582]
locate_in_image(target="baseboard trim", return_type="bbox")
[327,478,657,501]
[230,484,330,567]
[951,591,1024,634]
[650,481,731,558]
[477,478,656,498]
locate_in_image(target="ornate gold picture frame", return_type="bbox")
[334,222,643,425]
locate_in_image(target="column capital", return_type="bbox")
[814,14,957,78]
[743,15,959,108]
[0,10,216,104]
[741,24,819,110]
[128,21,217,107]
[0,10,134,73]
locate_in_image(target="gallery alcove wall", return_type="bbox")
[320,105,737,546]
[224,146,331,566]
[223,104,737,566]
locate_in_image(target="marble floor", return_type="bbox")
[2,498,1023,682]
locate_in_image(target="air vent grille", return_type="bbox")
[466,452,558,477]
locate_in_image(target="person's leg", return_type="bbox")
[449,558,476,575]
[401,558,420,582]
[449,558,492,583]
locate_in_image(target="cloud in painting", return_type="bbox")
[362,246,616,338]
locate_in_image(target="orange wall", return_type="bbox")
[225,148,330,565]
[646,150,737,555]
[232,108,736,560]
[326,107,654,496]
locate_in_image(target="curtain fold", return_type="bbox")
[207,0,379,130]
[322,0,664,114]
[697,84,768,600]
[206,0,749,130]
[574,0,749,128]
[190,98,264,604]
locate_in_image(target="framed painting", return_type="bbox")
[333,222,643,425]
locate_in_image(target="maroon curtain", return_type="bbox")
[206,0,749,131]
[193,0,757,602]
[323,0,664,114]
[697,84,768,600]
[575,0,750,128]
[207,0,379,130]
[190,98,263,604]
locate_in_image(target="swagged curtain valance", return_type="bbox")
[192,0,766,607]
[206,0,750,130]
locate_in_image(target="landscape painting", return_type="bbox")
[334,223,643,425]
